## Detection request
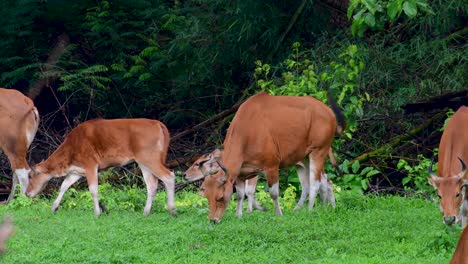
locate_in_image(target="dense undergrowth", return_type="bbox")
[0,185,462,263]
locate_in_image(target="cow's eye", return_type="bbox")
[456,192,460,198]
[437,194,442,199]
[194,163,200,167]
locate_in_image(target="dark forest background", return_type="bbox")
[0,0,466,195]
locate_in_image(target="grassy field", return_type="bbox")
[0,188,462,264]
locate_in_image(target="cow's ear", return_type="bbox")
[428,176,439,188]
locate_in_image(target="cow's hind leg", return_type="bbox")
[139,159,177,217]
[308,149,328,211]
[86,168,101,216]
[265,166,282,216]
[294,160,310,211]
[52,174,81,213]
[138,162,159,216]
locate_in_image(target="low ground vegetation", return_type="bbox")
[0,184,461,263]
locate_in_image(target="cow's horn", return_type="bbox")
[458,157,467,173]
[216,160,228,174]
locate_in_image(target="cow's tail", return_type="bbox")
[159,122,170,166]
[324,83,346,135]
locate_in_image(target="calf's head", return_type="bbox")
[183,149,222,182]
[199,161,233,223]
[26,163,52,198]
[429,158,468,225]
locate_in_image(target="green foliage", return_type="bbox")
[440,109,455,131]
[335,160,380,193]
[348,0,434,36]
[0,192,459,263]
[397,152,437,194]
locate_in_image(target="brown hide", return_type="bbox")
[450,226,468,264]
[429,106,468,226]
[0,88,39,195]
[26,118,175,216]
[203,92,343,222]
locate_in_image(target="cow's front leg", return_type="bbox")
[52,174,81,213]
[265,167,282,216]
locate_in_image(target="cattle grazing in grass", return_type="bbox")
[429,106,468,227]
[184,148,336,217]
[450,226,468,264]
[26,119,176,217]
[0,88,40,199]
[201,90,345,223]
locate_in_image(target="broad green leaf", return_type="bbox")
[403,0,417,18]
[387,0,403,20]
[402,177,411,185]
[352,160,360,174]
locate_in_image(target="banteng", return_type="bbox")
[429,106,468,227]
[0,88,39,199]
[201,91,345,223]
[26,119,176,216]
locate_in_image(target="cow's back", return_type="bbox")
[224,93,337,168]
[0,88,36,148]
[48,119,168,168]
[438,106,468,178]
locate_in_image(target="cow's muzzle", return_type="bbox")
[443,216,456,225]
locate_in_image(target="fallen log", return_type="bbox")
[351,111,446,164]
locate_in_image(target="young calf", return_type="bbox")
[26,119,176,216]
[184,149,336,217]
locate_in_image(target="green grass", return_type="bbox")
[0,189,461,264]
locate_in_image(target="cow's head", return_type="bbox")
[199,160,233,223]
[428,158,468,225]
[183,149,222,182]
[26,163,52,198]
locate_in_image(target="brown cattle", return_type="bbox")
[429,106,468,227]
[201,91,345,223]
[450,226,468,264]
[26,119,176,216]
[184,148,336,217]
[184,149,266,217]
[0,88,39,199]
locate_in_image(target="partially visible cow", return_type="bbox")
[183,149,265,217]
[201,91,345,223]
[184,148,336,217]
[429,106,468,227]
[450,226,468,264]
[26,119,176,216]
[0,88,40,199]
[0,217,13,255]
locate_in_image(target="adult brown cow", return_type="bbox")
[26,118,176,216]
[450,226,468,264]
[429,106,468,227]
[0,88,40,199]
[201,90,345,223]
